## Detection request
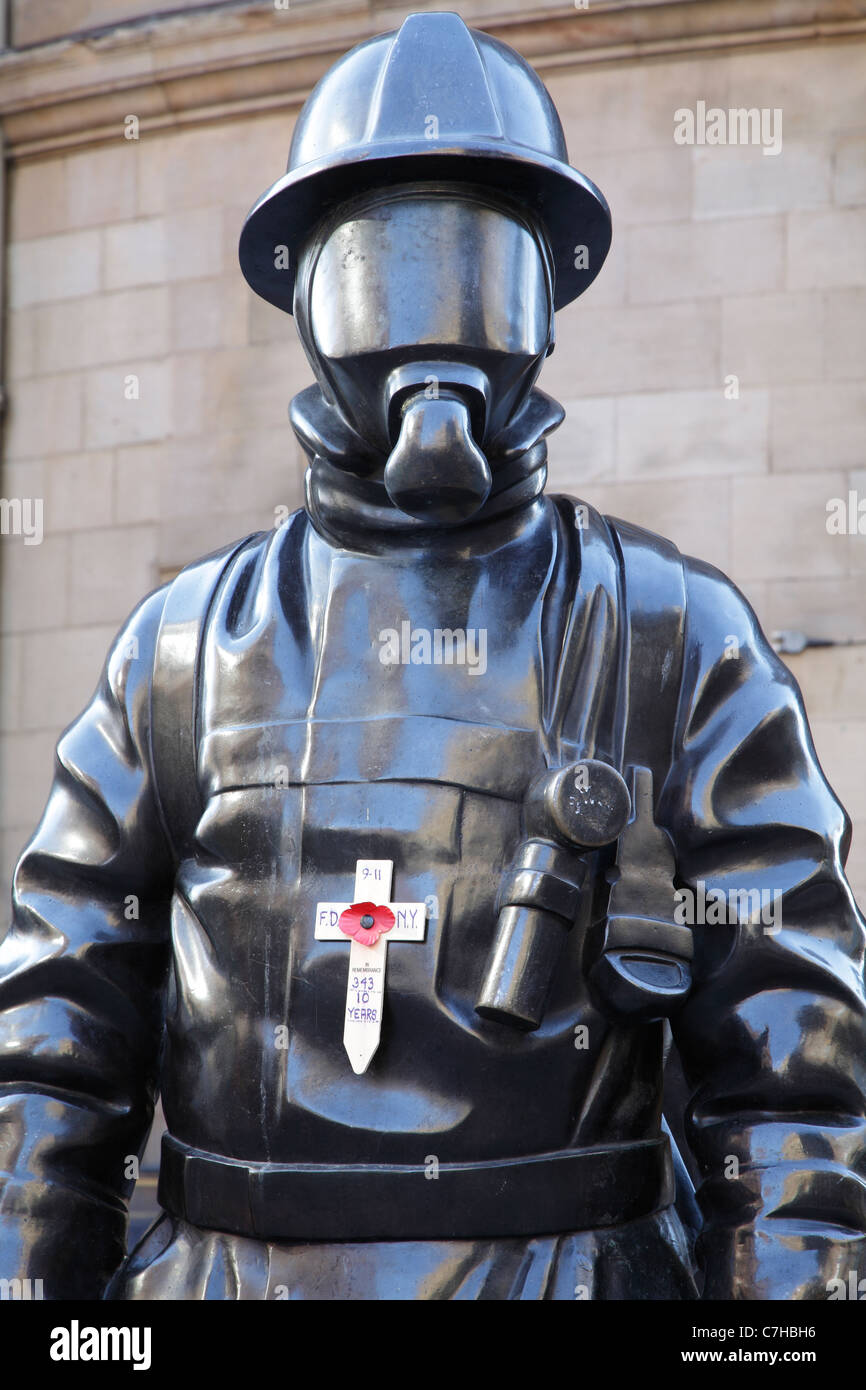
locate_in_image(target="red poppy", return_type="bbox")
[338,901,395,948]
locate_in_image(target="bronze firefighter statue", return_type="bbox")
[1,12,865,1301]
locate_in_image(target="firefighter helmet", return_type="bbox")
[239,10,611,314]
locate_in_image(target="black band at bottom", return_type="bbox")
[157,1132,674,1242]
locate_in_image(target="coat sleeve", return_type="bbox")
[658,557,866,1301]
[0,586,173,1299]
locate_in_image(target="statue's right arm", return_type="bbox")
[0,585,173,1299]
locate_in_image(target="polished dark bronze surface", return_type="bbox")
[1,11,865,1301]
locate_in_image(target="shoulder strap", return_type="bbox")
[548,500,687,794]
[608,518,699,1221]
[150,536,258,864]
[608,517,687,804]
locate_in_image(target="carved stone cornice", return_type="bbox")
[1,0,865,158]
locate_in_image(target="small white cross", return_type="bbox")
[315,859,427,1074]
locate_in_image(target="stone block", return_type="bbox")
[8,157,69,242]
[549,55,730,157]
[19,625,119,732]
[114,443,161,526]
[0,730,58,830]
[0,829,31,904]
[4,374,84,461]
[616,387,768,480]
[581,145,692,227]
[11,0,217,47]
[693,141,831,219]
[783,645,866,723]
[808,718,866,827]
[104,208,223,291]
[102,219,165,290]
[826,289,866,379]
[770,383,866,473]
[847,859,866,917]
[732,472,847,583]
[627,216,784,304]
[762,576,866,645]
[44,453,114,532]
[64,145,138,230]
[843,469,866,574]
[1,459,45,517]
[0,635,22,733]
[834,134,866,206]
[576,236,626,310]
[725,42,866,142]
[171,276,249,353]
[0,535,68,634]
[547,397,616,492]
[721,292,824,387]
[248,290,295,347]
[67,525,157,626]
[541,300,720,399]
[787,209,866,290]
[33,287,170,374]
[138,115,295,220]
[8,230,102,309]
[5,310,37,381]
[169,344,305,439]
[83,361,170,448]
[155,429,298,525]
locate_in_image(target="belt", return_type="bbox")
[158,1132,674,1242]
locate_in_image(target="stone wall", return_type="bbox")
[2,1,865,908]
[10,0,226,48]
[1,108,309,890]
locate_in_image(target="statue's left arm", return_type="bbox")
[660,557,866,1301]
[0,589,173,1299]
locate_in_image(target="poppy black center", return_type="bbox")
[360,914,375,930]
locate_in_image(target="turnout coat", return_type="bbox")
[1,493,865,1300]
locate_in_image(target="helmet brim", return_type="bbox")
[239,141,612,314]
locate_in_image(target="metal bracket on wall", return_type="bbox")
[772,631,866,654]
